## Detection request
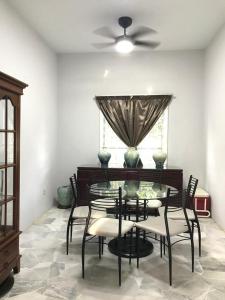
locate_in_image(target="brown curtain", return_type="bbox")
[96,95,172,147]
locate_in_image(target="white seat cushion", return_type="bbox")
[126,199,161,208]
[159,207,195,221]
[88,217,134,237]
[136,217,187,236]
[73,206,106,219]
[147,200,162,208]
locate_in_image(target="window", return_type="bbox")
[100,109,168,167]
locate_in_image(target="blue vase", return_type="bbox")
[98,148,111,167]
[57,185,73,208]
[124,147,140,168]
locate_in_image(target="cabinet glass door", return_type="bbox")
[0,97,16,239]
[0,99,5,130]
[0,133,5,165]
[0,203,5,238]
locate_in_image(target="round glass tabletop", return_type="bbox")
[90,180,178,200]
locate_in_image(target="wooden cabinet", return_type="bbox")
[77,165,183,206]
[0,72,27,284]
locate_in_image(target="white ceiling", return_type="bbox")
[8,0,225,53]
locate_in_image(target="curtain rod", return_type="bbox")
[95,95,175,99]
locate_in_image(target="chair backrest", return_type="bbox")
[186,175,198,210]
[87,184,123,237]
[164,188,182,213]
[164,188,191,236]
[69,174,78,208]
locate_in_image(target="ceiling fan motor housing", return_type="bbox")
[118,16,133,29]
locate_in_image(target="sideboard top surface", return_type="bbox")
[77,164,182,171]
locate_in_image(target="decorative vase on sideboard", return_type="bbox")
[124,147,140,168]
[98,148,111,167]
[57,186,73,208]
[152,150,167,169]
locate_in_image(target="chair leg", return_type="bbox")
[136,228,139,268]
[98,236,102,259]
[129,228,133,265]
[66,219,70,255]
[82,234,86,279]
[163,236,166,255]
[70,221,73,242]
[101,237,104,255]
[160,236,162,258]
[190,229,195,272]
[167,236,172,286]
[118,238,122,286]
[191,220,194,234]
[143,230,146,241]
[195,219,202,257]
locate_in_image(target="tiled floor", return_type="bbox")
[2,207,225,300]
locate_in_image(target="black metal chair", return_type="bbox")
[160,175,201,256]
[81,185,134,286]
[66,174,106,255]
[136,188,194,286]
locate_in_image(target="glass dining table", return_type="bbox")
[90,180,178,258]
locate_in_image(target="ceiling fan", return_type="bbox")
[93,16,160,54]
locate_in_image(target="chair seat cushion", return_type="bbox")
[147,200,162,208]
[88,217,134,237]
[158,207,196,220]
[136,217,187,236]
[73,206,106,219]
[126,199,162,208]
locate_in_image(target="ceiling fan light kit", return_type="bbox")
[115,36,134,54]
[94,16,160,54]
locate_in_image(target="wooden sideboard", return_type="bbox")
[77,165,183,206]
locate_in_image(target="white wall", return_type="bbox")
[57,51,205,187]
[205,24,225,229]
[0,1,58,229]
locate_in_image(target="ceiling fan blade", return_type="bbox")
[94,26,116,40]
[130,26,157,39]
[134,40,160,48]
[92,42,115,49]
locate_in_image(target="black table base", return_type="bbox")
[108,237,153,258]
[0,275,14,298]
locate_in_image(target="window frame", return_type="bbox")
[99,109,169,167]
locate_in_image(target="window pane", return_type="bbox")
[7,167,14,197]
[0,99,5,129]
[0,169,5,201]
[7,133,14,164]
[0,133,5,165]
[8,99,14,130]
[0,204,5,238]
[100,109,168,167]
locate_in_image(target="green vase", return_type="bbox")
[124,147,140,168]
[98,148,111,167]
[152,151,167,169]
[57,185,73,209]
